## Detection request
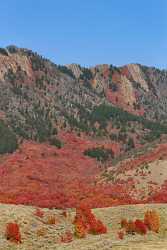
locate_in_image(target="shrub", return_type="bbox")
[91,219,107,234]
[74,220,87,238]
[74,204,107,237]
[134,219,147,235]
[84,147,114,162]
[144,210,160,233]
[61,211,67,218]
[117,230,124,240]
[5,223,21,243]
[60,230,73,243]
[45,215,57,225]
[34,208,44,218]
[121,219,135,234]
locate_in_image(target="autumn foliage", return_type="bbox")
[34,208,44,218]
[5,223,21,243]
[0,133,166,209]
[144,210,160,233]
[121,218,147,235]
[120,210,160,237]
[121,219,136,234]
[134,219,147,235]
[117,230,124,240]
[74,204,107,238]
[45,215,58,225]
[60,231,73,243]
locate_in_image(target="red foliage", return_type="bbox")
[74,219,87,238]
[144,210,160,233]
[117,230,124,240]
[134,219,147,235]
[60,231,73,243]
[91,219,107,234]
[34,208,44,218]
[74,204,107,237]
[0,135,130,209]
[0,132,166,209]
[121,219,136,234]
[61,211,67,218]
[121,218,147,235]
[5,223,21,243]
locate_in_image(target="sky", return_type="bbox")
[0,0,167,69]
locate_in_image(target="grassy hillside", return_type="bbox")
[0,203,167,249]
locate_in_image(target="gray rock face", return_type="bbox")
[0,46,167,145]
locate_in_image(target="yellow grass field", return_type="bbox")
[0,203,167,249]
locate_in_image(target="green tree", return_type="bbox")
[0,120,18,154]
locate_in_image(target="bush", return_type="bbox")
[74,220,87,238]
[5,223,21,243]
[121,218,147,235]
[134,219,147,235]
[60,231,73,243]
[144,210,160,233]
[74,204,107,238]
[84,147,114,162]
[121,219,135,234]
[34,208,44,218]
[117,230,124,240]
[0,120,18,154]
[45,215,57,225]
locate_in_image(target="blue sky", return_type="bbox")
[0,0,166,68]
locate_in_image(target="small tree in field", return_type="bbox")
[74,204,107,238]
[144,210,160,233]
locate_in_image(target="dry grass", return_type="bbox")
[0,203,166,249]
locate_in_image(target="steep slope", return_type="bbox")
[67,62,167,121]
[0,133,167,208]
[0,45,167,208]
[101,141,167,203]
[0,132,128,208]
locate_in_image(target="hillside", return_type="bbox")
[0,46,167,148]
[0,45,166,209]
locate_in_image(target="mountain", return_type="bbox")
[0,45,167,208]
